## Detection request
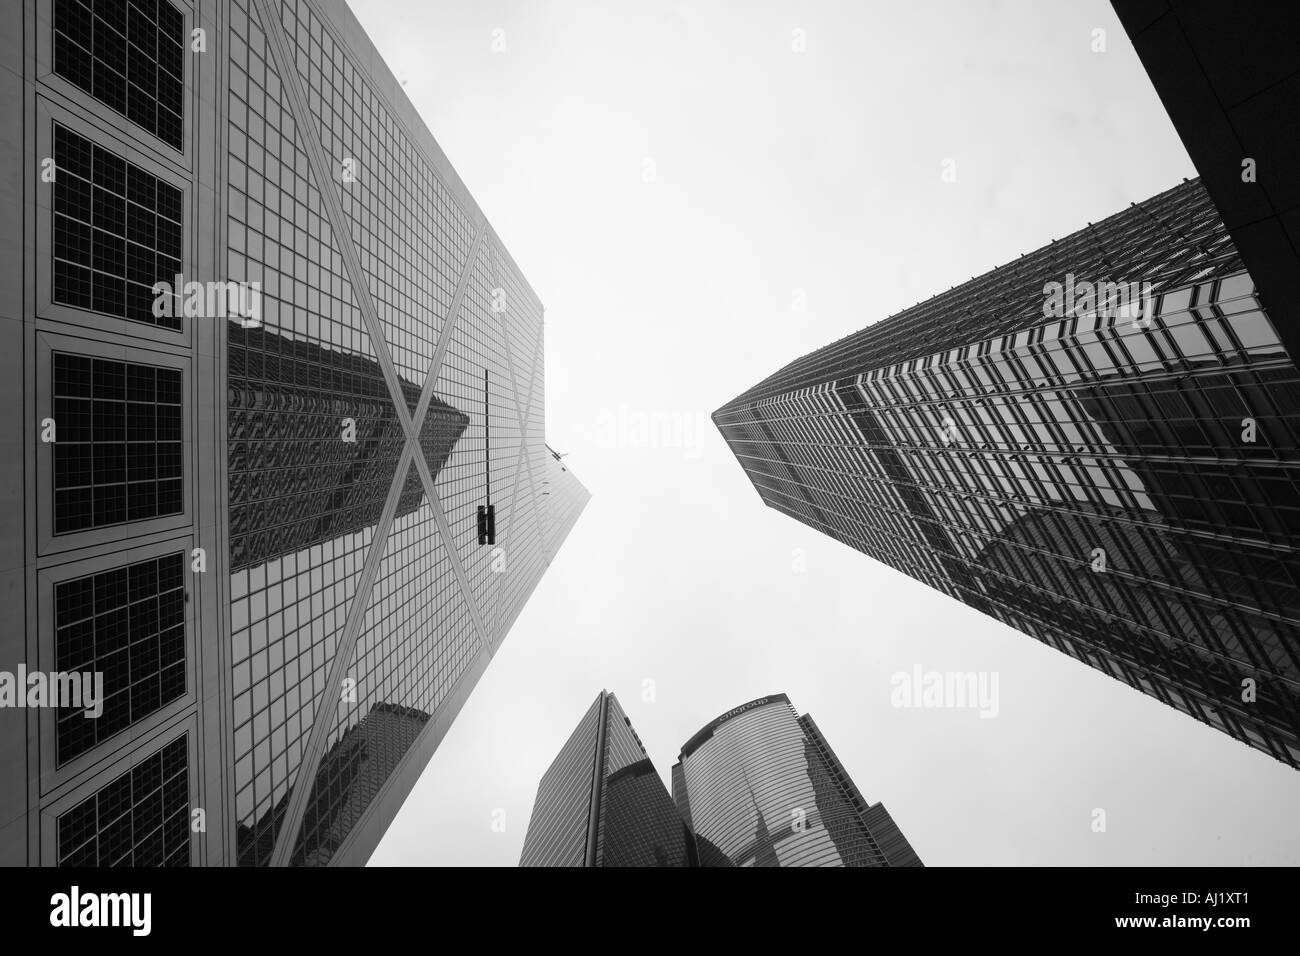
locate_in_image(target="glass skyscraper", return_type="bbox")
[715,179,1300,769]
[1,0,587,866]
[519,691,694,867]
[672,694,922,867]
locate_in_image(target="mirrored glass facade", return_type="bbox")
[715,179,1300,769]
[672,694,921,867]
[224,0,587,867]
[3,0,585,866]
[520,691,694,867]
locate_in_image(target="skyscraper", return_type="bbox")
[519,690,694,867]
[672,694,922,867]
[0,0,587,866]
[715,179,1300,769]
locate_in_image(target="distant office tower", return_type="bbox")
[672,694,922,867]
[520,691,694,867]
[0,0,587,866]
[715,179,1300,768]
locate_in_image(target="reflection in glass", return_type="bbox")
[673,695,922,867]
[715,177,1300,769]
[520,692,694,867]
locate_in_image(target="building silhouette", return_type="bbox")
[1,0,587,866]
[1112,1,1300,364]
[520,691,695,867]
[715,179,1300,768]
[672,694,922,867]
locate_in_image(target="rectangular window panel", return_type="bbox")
[54,551,187,764]
[52,124,183,330]
[53,0,185,150]
[56,734,190,866]
[53,352,184,533]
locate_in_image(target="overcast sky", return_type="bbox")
[354,0,1300,866]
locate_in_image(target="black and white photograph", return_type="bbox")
[0,0,1296,937]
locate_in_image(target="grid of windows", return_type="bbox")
[227,323,468,570]
[519,694,601,867]
[225,0,588,866]
[54,551,186,764]
[717,180,1300,769]
[56,735,189,866]
[275,0,476,390]
[289,702,428,866]
[478,246,554,649]
[729,178,1242,406]
[290,491,479,865]
[52,124,183,329]
[226,0,380,865]
[519,693,692,867]
[52,352,183,533]
[230,527,369,867]
[432,239,512,639]
[273,0,548,652]
[537,450,592,581]
[53,0,185,149]
[596,695,692,867]
[674,697,894,867]
[600,760,694,867]
[724,339,1300,764]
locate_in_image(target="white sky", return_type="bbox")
[354,0,1300,866]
